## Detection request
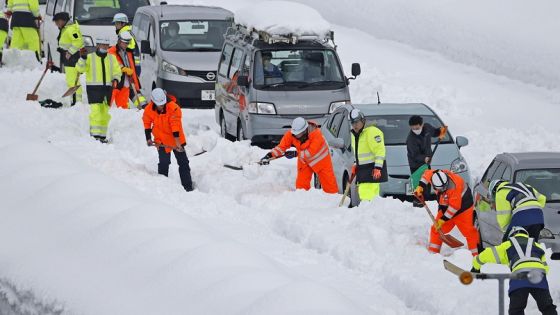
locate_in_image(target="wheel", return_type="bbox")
[473,213,484,253]
[236,119,245,141]
[313,173,322,189]
[220,112,235,141]
[341,172,349,193]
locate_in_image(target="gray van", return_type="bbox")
[133,5,234,108]
[215,25,360,145]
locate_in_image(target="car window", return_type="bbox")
[54,0,63,13]
[338,115,351,149]
[328,112,344,137]
[218,44,234,77]
[134,14,149,40]
[367,114,452,145]
[490,162,507,182]
[503,166,512,181]
[241,53,251,77]
[46,0,56,15]
[481,159,500,185]
[229,48,244,79]
[515,169,560,202]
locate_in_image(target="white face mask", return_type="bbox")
[412,129,422,135]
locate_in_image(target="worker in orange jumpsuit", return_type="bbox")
[414,169,479,256]
[262,117,338,193]
[109,30,145,109]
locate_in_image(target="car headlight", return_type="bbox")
[162,60,180,75]
[82,35,94,47]
[450,156,468,173]
[248,102,276,115]
[329,100,351,113]
[540,228,554,240]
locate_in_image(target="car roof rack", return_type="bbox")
[225,24,335,48]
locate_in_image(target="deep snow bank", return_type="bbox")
[292,0,560,90]
[0,122,366,315]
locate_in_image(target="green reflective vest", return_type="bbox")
[8,0,39,16]
[59,21,84,55]
[351,125,386,168]
[495,182,546,231]
[76,52,122,86]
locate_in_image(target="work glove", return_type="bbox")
[434,218,445,230]
[414,186,424,201]
[122,67,134,76]
[351,164,357,176]
[261,152,272,163]
[438,126,448,140]
[373,168,382,180]
[285,151,297,159]
[470,267,479,273]
[146,139,153,147]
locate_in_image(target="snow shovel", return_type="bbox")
[224,157,276,170]
[61,75,81,98]
[421,201,464,248]
[130,81,147,109]
[339,172,356,207]
[26,47,52,101]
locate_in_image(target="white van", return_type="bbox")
[42,0,154,68]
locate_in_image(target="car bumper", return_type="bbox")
[159,79,215,108]
[248,113,329,145]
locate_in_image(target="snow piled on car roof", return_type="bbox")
[235,1,331,37]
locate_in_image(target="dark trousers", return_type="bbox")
[158,147,193,191]
[509,288,557,315]
[503,224,544,242]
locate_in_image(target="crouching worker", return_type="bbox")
[76,37,121,143]
[262,117,338,193]
[472,226,557,315]
[143,88,193,192]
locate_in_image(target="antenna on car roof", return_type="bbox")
[377,92,381,104]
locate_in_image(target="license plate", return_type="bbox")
[201,90,215,101]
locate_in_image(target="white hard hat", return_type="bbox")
[489,179,507,198]
[95,37,111,45]
[291,117,308,136]
[348,108,365,124]
[112,13,128,24]
[118,31,133,43]
[151,88,167,106]
[431,170,449,190]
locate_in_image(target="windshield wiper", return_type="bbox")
[260,81,307,89]
[298,80,345,89]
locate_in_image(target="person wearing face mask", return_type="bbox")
[407,115,447,203]
[76,37,122,143]
[262,117,338,194]
[162,21,180,49]
[53,12,84,105]
[112,13,140,75]
[349,108,387,202]
[414,169,479,256]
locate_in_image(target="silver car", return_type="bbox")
[319,103,471,205]
[473,152,560,259]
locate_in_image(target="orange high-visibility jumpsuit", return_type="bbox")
[109,45,140,109]
[270,122,338,193]
[419,169,479,256]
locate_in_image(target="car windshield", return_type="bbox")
[515,169,560,203]
[75,0,149,25]
[254,49,345,90]
[160,20,231,52]
[365,114,452,145]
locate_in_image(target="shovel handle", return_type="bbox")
[30,66,49,96]
[339,172,356,207]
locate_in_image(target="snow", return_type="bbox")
[234,1,331,38]
[0,0,560,314]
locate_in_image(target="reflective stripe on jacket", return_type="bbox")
[58,21,84,55]
[143,98,186,153]
[495,182,546,231]
[420,169,473,220]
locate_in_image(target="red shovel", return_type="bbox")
[421,201,464,248]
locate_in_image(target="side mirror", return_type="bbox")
[328,137,345,149]
[140,40,152,55]
[351,63,361,77]
[456,136,469,148]
[237,75,250,87]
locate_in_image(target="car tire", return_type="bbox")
[313,173,321,189]
[341,172,349,194]
[237,118,245,141]
[220,112,235,141]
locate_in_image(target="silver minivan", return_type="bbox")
[215,25,360,146]
[133,5,234,108]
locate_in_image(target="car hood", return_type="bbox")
[544,204,560,233]
[386,143,461,168]
[256,88,350,115]
[160,51,221,72]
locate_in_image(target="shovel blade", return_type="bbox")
[62,85,81,98]
[439,232,464,248]
[26,94,38,101]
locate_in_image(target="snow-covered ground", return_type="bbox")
[1,0,560,314]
